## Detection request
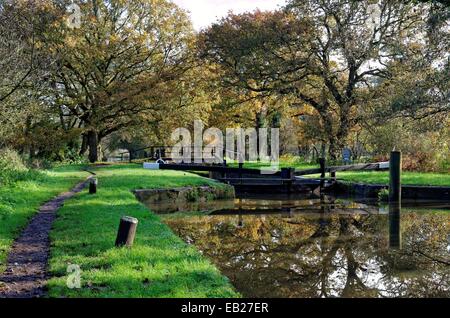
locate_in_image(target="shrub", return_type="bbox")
[377,188,389,203]
[29,158,54,170]
[280,154,313,165]
[0,148,44,185]
[0,148,27,172]
[363,118,449,172]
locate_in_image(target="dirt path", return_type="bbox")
[0,177,92,298]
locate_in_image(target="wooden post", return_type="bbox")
[389,151,402,202]
[281,168,295,193]
[330,171,337,184]
[223,159,227,179]
[115,216,138,248]
[89,178,97,194]
[238,162,243,185]
[389,202,401,249]
[319,158,326,191]
[280,168,288,179]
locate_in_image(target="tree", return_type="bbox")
[374,0,449,120]
[0,0,35,103]
[0,0,65,157]
[45,0,196,162]
[0,0,55,103]
[199,1,427,160]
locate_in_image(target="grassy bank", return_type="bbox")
[333,171,450,186]
[47,164,239,298]
[231,160,448,186]
[0,165,89,272]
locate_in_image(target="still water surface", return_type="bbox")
[148,195,450,298]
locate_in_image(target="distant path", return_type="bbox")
[0,176,92,298]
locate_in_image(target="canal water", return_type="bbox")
[146,194,450,298]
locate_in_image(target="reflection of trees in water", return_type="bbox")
[165,211,450,298]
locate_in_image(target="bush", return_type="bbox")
[377,188,389,203]
[0,148,27,172]
[29,158,54,170]
[280,154,313,165]
[0,148,44,185]
[364,119,449,172]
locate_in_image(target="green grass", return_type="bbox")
[0,165,89,272]
[47,164,239,298]
[3,159,445,297]
[336,171,450,186]
[229,159,448,186]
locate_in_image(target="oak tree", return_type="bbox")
[46,0,195,162]
[200,1,428,159]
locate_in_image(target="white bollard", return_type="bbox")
[379,162,390,169]
[143,163,160,170]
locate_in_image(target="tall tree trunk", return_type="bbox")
[128,147,136,162]
[328,137,339,161]
[331,110,352,161]
[79,133,88,156]
[29,144,35,161]
[87,130,98,163]
[321,143,327,158]
[22,115,33,157]
[319,108,337,160]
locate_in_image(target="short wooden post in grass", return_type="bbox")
[89,178,98,194]
[389,151,402,203]
[115,216,139,248]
